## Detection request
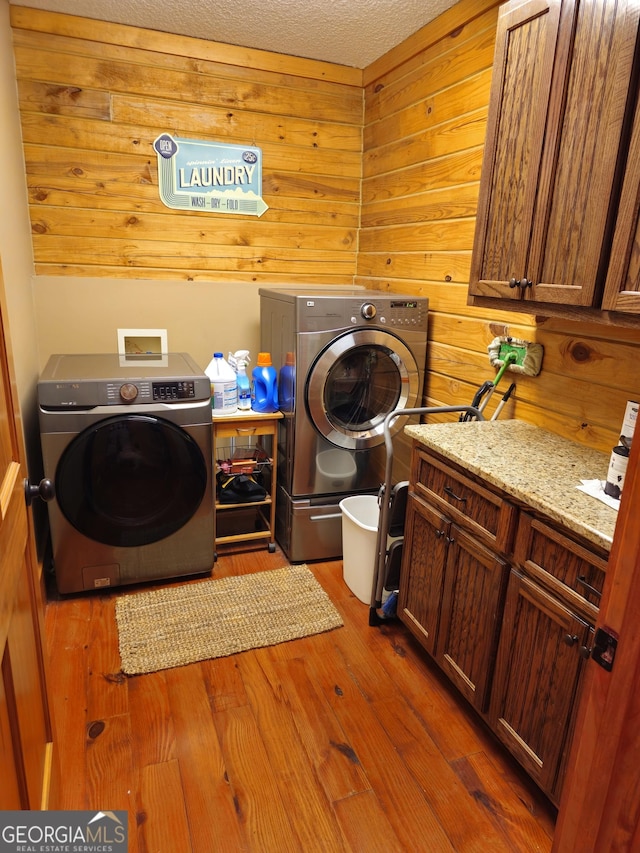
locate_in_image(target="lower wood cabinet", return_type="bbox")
[399,493,509,713]
[398,496,445,657]
[399,442,608,804]
[488,569,592,799]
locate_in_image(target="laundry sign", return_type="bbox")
[153,134,268,217]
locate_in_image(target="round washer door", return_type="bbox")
[55,414,208,547]
[306,328,421,449]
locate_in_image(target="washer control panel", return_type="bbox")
[105,380,152,404]
[152,380,197,401]
[37,353,211,409]
[39,376,206,408]
[103,380,197,403]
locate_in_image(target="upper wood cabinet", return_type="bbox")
[468,0,640,320]
[602,93,640,314]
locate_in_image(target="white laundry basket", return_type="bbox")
[339,494,380,604]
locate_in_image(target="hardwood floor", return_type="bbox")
[44,545,556,852]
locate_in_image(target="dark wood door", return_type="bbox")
[489,569,590,800]
[553,426,640,849]
[436,526,508,713]
[0,257,55,808]
[528,0,637,307]
[469,0,564,301]
[602,90,640,314]
[470,0,639,309]
[398,494,448,656]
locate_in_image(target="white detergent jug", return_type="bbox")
[205,352,237,416]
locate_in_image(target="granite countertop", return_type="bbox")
[404,420,618,552]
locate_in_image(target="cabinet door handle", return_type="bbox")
[563,634,578,647]
[443,485,466,502]
[435,529,445,538]
[446,536,455,544]
[579,645,592,660]
[576,575,601,600]
[508,276,533,289]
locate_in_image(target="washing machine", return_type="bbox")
[260,287,428,562]
[37,352,214,594]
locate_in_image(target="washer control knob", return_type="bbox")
[120,382,139,402]
[361,302,377,320]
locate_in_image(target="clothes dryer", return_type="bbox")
[260,287,428,562]
[38,352,214,593]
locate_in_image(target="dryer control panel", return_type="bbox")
[291,292,428,333]
[350,298,426,329]
[385,299,426,328]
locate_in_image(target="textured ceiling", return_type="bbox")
[9,0,459,68]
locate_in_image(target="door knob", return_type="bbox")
[24,478,55,506]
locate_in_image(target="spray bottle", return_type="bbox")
[231,350,252,411]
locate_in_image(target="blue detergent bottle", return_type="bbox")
[251,352,278,413]
[278,351,295,413]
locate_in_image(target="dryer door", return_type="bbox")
[306,329,421,449]
[54,414,208,547]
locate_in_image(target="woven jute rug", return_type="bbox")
[115,565,343,675]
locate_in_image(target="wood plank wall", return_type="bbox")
[358,0,640,458]
[11,2,640,459]
[10,7,363,285]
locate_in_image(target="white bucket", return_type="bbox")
[316,449,357,493]
[339,494,380,604]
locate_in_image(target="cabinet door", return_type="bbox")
[469,0,564,301]
[602,94,640,314]
[397,495,448,656]
[436,526,508,713]
[489,570,590,799]
[470,0,640,309]
[530,0,638,306]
